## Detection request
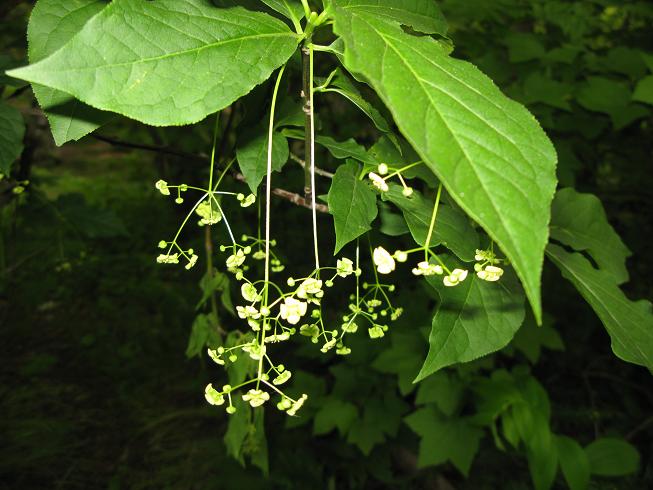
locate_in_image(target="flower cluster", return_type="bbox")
[367,162,417,197]
[474,248,505,282]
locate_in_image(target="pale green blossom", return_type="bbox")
[204,384,225,405]
[242,389,270,407]
[241,283,260,302]
[155,179,170,195]
[273,370,292,385]
[287,394,308,416]
[336,257,354,277]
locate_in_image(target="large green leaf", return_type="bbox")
[384,184,479,261]
[330,0,448,35]
[0,101,25,175]
[633,75,653,106]
[550,188,631,284]
[327,161,378,253]
[10,0,299,126]
[415,266,525,381]
[236,130,289,193]
[332,2,557,323]
[546,244,653,370]
[28,0,112,146]
[584,438,640,477]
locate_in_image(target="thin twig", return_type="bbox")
[92,134,330,213]
[289,152,334,178]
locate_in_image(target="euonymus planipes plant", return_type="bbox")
[4,0,652,486]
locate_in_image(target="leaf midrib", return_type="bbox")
[39,32,296,73]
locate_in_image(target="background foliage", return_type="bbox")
[1,1,652,489]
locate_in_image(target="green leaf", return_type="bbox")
[236,129,289,193]
[224,398,249,465]
[260,0,304,31]
[384,184,479,262]
[313,398,358,436]
[0,101,25,175]
[327,161,378,253]
[584,438,640,477]
[522,72,572,111]
[576,77,648,129]
[415,266,525,381]
[331,0,448,35]
[185,314,215,358]
[27,0,112,146]
[404,407,482,475]
[512,316,564,364]
[317,68,392,132]
[414,372,464,416]
[633,75,653,106]
[505,33,546,63]
[332,4,557,323]
[546,244,653,370]
[551,188,631,284]
[372,330,425,395]
[556,435,590,490]
[284,128,377,165]
[10,0,299,126]
[56,193,128,238]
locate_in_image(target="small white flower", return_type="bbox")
[207,348,224,365]
[296,278,323,299]
[241,283,260,302]
[242,389,270,408]
[393,250,408,262]
[477,265,504,282]
[443,268,468,287]
[242,342,266,360]
[265,332,291,343]
[373,246,395,274]
[336,257,354,277]
[155,179,170,195]
[287,394,308,416]
[377,163,389,175]
[236,305,260,320]
[204,384,225,406]
[279,297,308,325]
[368,172,389,192]
[273,370,292,385]
[411,261,443,276]
[240,194,256,207]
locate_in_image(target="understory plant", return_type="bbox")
[2,0,652,488]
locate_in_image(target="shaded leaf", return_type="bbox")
[0,101,25,174]
[415,266,525,381]
[404,407,482,475]
[327,161,378,253]
[551,188,631,284]
[236,129,289,193]
[546,244,653,370]
[384,184,479,262]
[585,438,640,477]
[556,435,590,490]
